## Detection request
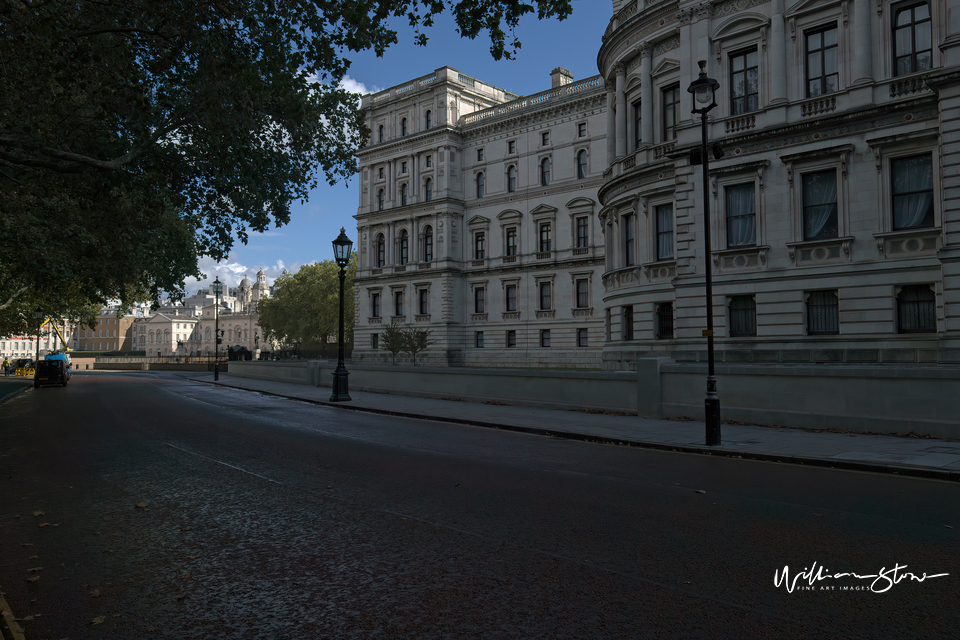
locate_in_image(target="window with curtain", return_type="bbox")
[540,157,551,186]
[506,227,517,256]
[656,204,674,260]
[623,214,636,266]
[474,287,485,313]
[394,292,404,317]
[539,282,552,310]
[729,296,757,337]
[802,170,838,240]
[540,329,551,347]
[730,48,759,114]
[892,154,934,229]
[401,118,407,136]
[376,234,385,267]
[399,230,408,264]
[506,330,517,347]
[577,328,589,347]
[622,306,634,341]
[897,285,936,333]
[474,232,485,259]
[576,279,589,308]
[805,25,839,97]
[507,165,517,192]
[377,189,384,211]
[577,150,588,179]
[806,290,839,335]
[371,293,380,317]
[505,285,517,312]
[475,332,484,348]
[424,178,432,202]
[419,290,429,315]
[576,217,589,248]
[539,222,552,252]
[725,182,756,247]
[662,84,680,141]
[425,110,431,128]
[400,184,407,206]
[894,2,932,76]
[423,227,433,262]
[476,172,485,198]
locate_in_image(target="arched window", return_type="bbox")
[401,118,407,136]
[540,157,551,186]
[205,328,211,341]
[376,234,385,268]
[399,230,409,265]
[400,183,407,206]
[377,189,384,211]
[236,327,241,339]
[425,110,432,128]
[507,165,517,192]
[378,125,384,143]
[423,226,434,262]
[577,150,588,179]
[476,172,485,198]
[424,178,432,202]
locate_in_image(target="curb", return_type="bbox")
[0,382,31,406]
[192,377,960,484]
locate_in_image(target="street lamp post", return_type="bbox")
[330,227,353,402]
[213,276,223,381]
[688,60,722,446]
[34,308,43,363]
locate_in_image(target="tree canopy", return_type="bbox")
[0,0,573,335]
[256,256,357,349]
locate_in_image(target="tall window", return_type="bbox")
[505,284,517,311]
[656,204,674,260]
[542,132,550,146]
[892,154,934,229]
[897,285,936,333]
[730,49,759,115]
[726,183,756,247]
[394,291,404,317]
[401,118,407,136]
[577,150,588,179]
[376,234,385,267]
[377,189,384,211]
[508,140,516,154]
[400,183,408,207]
[506,227,518,256]
[657,303,674,339]
[424,178,432,202]
[425,155,432,167]
[419,290,429,315]
[802,170,838,240]
[474,287,485,313]
[577,328,589,347]
[540,329,551,347]
[576,217,589,248]
[729,296,757,337]
[578,123,587,137]
[423,226,433,262]
[540,157,551,186]
[539,282,552,310]
[806,25,839,97]
[476,172,485,198]
[475,331,484,348]
[662,84,680,141]
[371,334,379,349]
[633,100,642,149]
[506,330,517,347]
[894,2,932,76]
[474,232,485,260]
[398,230,409,265]
[539,222,552,252]
[507,165,517,192]
[622,306,634,341]
[378,125,384,143]
[807,290,839,335]
[379,167,384,178]
[623,214,635,266]
[425,110,432,128]
[576,279,589,308]
[477,148,484,161]
[371,293,380,318]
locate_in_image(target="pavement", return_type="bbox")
[0,376,32,404]
[182,371,960,483]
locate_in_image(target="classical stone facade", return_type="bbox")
[353,0,960,370]
[353,67,609,366]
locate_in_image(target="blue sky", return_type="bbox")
[186,2,610,294]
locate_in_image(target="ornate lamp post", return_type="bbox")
[34,307,43,363]
[213,276,223,381]
[330,227,353,401]
[688,60,722,446]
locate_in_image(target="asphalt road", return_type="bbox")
[0,372,957,639]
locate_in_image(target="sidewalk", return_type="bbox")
[0,378,32,405]
[186,373,960,482]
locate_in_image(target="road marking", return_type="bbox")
[0,592,26,640]
[165,443,283,485]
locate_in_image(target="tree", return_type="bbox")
[0,0,574,331]
[380,320,407,365]
[403,326,434,366]
[256,254,356,351]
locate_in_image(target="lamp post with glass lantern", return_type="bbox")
[688,60,722,446]
[330,227,353,402]
[213,276,223,381]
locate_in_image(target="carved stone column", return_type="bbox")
[615,63,627,158]
[606,81,617,166]
[640,43,653,147]
[853,0,873,84]
[769,0,787,103]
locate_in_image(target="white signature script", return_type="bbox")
[775,562,948,593]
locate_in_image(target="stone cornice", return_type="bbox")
[357,128,462,162]
[461,93,606,140]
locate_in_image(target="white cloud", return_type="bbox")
[340,76,379,95]
[179,256,288,295]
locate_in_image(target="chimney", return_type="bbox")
[550,67,574,88]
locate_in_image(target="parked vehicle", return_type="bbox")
[34,359,68,388]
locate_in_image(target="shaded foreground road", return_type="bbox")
[0,372,957,639]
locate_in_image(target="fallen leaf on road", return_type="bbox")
[112,614,121,618]
[183,573,191,579]
[26,567,43,572]
[21,614,36,621]
[28,555,38,559]
[947,525,954,529]
[90,589,101,597]
[26,576,39,583]
[175,594,187,600]
[147,626,161,632]
[38,523,50,528]
[186,555,198,560]
[135,502,148,509]
[21,543,33,546]
[90,615,106,624]
[32,511,44,517]
[695,490,706,494]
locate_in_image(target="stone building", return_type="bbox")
[353,66,609,366]
[76,309,137,353]
[353,0,960,370]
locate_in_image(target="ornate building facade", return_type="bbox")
[353,0,960,369]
